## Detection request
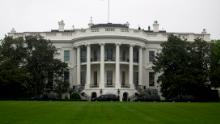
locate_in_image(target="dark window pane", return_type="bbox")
[64,50,70,61]
[64,70,69,83]
[149,51,155,62]
[107,71,113,85]
[149,72,155,86]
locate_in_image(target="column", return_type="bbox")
[86,44,91,89]
[115,43,120,89]
[76,47,81,85]
[138,47,143,86]
[129,44,134,89]
[100,44,105,89]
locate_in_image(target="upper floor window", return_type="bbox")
[106,48,114,61]
[81,47,87,62]
[106,71,113,86]
[149,51,155,62]
[64,50,70,61]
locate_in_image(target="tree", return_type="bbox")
[25,36,68,97]
[153,35,191,100]
[153,35,213,101]
[0,36,29,98]
[187,38,211,100]
[0,35,68,99]
[210,40,220,88]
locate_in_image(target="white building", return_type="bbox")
[8,20,210,101]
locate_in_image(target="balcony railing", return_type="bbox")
[121,84,130,88]
[120,57,129,62]
[105,57,115,61]
[80,57,139,63]
[105,83,115,87]
[90,83,99,88]
[91,57,100,62]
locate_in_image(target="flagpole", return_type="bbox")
[107,0,110,23]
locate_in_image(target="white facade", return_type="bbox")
[8,20,210,101]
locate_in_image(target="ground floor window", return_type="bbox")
[64,70,69,83]
[107,71,113,86]
[149,72,155,86]
[122,71,126,86]
[134,72,139,86]
[93,71,98,86]
[81,71,86,86]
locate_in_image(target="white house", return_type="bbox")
[8,20,210,101]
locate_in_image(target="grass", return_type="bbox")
[0,101,220,124]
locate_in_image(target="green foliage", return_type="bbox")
[0,36,30,98]
[153,35,214,101]
[210,40,220,88]
[0,36,68,99]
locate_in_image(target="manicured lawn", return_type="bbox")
[0,101,220,124]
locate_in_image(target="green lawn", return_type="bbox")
[0,101,220,124]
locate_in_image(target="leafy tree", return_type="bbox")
[187,38,211,100]
[0,36,29,98]
[0,36,68,99]
[210,40,220,88]
[153,35,213,101]
[25,36,68,97]
[153,35,191,100]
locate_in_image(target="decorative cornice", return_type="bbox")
[71,35,149,43]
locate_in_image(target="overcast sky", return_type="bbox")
[1,0,220,39]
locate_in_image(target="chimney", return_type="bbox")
[10,28,16,33]
[202,28,207,34]
[153,21,159,32]
[58,20,65,31]
[125,21,130,27]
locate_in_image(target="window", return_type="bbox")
[81,71,86,86]
[81,47,87,62]
[122,71,126,86]
[107,71,113,86]
[133,49,139,62]
[64,70,69,83]
[134,72,139,86]
[64,50,70,61]
[93,49,98,61]
[94,71,98,86]
[149,72,155,87]
[106,48,113,61]
[149,51,155,62]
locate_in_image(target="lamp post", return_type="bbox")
[117,88,120,100]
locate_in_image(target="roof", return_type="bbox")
[91,23,129,28]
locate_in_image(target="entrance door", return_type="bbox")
[122,92,128,101]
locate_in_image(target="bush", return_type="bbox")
[70,92,81,100]
[136,89,160,101]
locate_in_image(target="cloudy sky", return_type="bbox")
[1,0,220,39]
